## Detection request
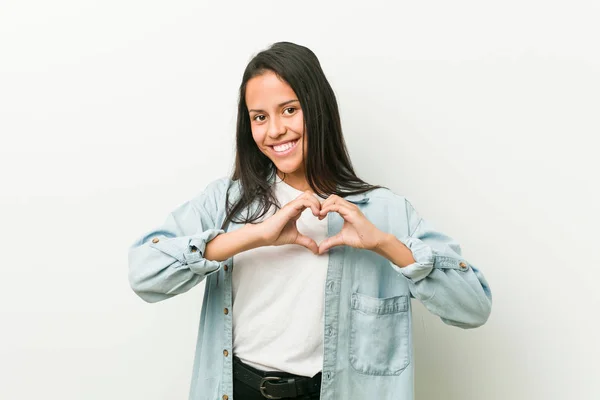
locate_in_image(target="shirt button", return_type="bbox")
[222,395,228,400]
[151,238,159,243]
[224,265,229,271]
[459,262,468,270]
[223,350,229,357]
[326,372,331,379]
[326,281,334,291]
[224,308,229,315]
[326,326,333,336]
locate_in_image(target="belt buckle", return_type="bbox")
[259,376,284,399]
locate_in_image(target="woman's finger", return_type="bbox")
[295,233,319,255]
[320,194,355,210]
[288,192,322,218]
[318,233,345,254]
[319,203,354,219]
[319,194,337,210]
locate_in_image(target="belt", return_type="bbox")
[233,356,322,399]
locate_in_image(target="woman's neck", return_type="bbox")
[277,170,310,192]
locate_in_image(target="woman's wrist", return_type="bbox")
[242,222,269,248]
[204,223,266,261]
[372,233,416,268]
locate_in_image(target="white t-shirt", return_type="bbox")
[231,175,329,377]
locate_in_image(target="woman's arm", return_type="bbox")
[128,178,262,303]
[129,180,337,302]
[384,196,493,329]
[203,223,263,262]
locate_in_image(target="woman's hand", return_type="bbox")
[317,195,388,255]
[255,190,323,254]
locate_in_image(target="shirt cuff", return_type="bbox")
[149,228,224,276]
[390,236,435,282]
[186,229,224,275]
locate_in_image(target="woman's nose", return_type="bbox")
[267,116,286,138]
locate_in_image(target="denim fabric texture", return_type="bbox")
[128,175,492,400]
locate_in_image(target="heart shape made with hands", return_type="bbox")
[288,194,386,255]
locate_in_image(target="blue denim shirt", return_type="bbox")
[128,176,492,400]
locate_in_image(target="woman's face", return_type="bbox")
[246,70,307,180]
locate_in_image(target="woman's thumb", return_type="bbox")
[294,233,319,255]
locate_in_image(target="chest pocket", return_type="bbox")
[349,292,410,376]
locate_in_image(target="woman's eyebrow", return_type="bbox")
[249,99,299,113]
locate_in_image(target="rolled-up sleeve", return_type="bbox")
[128,187,225,303]
[390,197,492,329]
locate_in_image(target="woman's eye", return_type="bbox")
[253,115,266,122]
[284,107,296,115]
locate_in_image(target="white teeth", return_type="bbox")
[273,140,297,152]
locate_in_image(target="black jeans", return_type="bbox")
[233,357,321,400]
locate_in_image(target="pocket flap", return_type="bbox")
[351,293,408,314]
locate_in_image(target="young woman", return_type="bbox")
[128,42,492,400]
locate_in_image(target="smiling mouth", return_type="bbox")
[270,139,299,154]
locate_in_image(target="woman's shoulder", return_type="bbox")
[190,176,238,211]
[364,186,408,206]
[203,175,236,195]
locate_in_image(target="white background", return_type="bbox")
[1,1,599,399]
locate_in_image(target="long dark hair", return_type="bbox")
[222,42,385,230]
